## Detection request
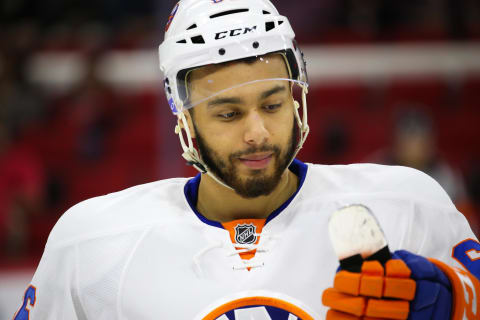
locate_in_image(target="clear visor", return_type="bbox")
[176,53,307,112]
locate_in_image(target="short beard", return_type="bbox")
[193,119,298,198]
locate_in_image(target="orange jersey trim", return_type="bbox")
[202,296,314,320]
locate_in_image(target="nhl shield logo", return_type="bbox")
[234,224,257,244]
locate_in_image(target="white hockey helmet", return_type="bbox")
[158,0,309,187]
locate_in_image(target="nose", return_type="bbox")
[243,110,269,146]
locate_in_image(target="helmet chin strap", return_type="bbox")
[175,82,310,192]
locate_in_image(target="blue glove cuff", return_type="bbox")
[393,250,452,320]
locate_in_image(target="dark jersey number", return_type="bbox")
[453,238,480,280]
[13,285,36,320]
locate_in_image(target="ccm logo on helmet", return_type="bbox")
[215,26,257,40]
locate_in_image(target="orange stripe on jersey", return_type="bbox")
[222,219,266,262]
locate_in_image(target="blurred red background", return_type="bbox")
[1,0,480,316]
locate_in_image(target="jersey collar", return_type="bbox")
[184,159,308,229]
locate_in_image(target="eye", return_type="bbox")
[218,111,239,120]
[264,103,282,112]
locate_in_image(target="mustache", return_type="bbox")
[230,144,281,159]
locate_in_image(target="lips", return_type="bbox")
[238,153,273,169]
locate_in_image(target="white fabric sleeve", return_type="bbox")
[17,243,87,320]
[400,201,478,267]
[390,167,479,274]
[13,200,90,320]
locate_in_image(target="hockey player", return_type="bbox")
[14,0,480,319]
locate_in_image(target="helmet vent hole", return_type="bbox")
[262,10,271,15]
[210,9,249,19]
[219,48,226,55]
[278,20,284,25]
[191,35,205,44]
[265,21,275,32]
[252,41,259,49]
[187,24,198,30]
[176,39,187,44]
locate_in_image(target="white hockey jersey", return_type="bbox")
[13,160,478,319]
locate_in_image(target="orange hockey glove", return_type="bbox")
[322,250,480,320]
[322,258,416,320]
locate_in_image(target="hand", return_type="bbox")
[322,250,453,320]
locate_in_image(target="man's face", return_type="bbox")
[188,55,297,198]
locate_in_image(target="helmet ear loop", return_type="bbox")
[300,83,310,138]
[287,83,309,168]
[175,112,207,173]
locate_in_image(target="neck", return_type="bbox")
[197,169,298,223]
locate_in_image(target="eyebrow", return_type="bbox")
[207,84,287,108]
[260,85,286,100]
[207,97,244,108]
